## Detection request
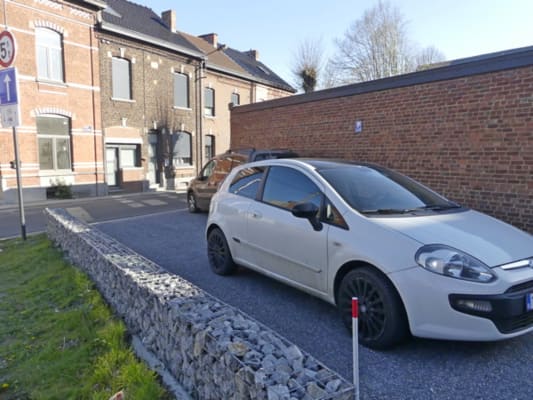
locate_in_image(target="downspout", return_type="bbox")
[96,12,109,195]
[89,24,99,196]
[196,58,205,175]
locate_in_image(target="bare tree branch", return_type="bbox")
[326,1,444,86]
[291,37,325,93]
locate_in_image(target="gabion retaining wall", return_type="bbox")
[45,208,354,400]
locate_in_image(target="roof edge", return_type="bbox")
[205,61,295,93]
[233,45,533,114]
[99,21,204,59]
[80,0,106,9]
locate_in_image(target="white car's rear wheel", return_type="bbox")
[207,228,236,275]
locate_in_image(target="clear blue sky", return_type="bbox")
[137,0,533,87]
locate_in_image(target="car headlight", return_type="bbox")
[415,244,496,283]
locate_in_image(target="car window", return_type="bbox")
[324,198,348,229]
[200,160,216,178]
[262,166,323,212]
[319,165,456,213]
[229,167,265,199]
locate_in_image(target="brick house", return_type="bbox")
[231,47,533,232]
[97,0,295,193]
[0,0,106,204]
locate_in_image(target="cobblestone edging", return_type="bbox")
[45,208,354,400]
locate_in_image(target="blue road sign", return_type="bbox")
[0,67,19,127]
[0,67,18,105]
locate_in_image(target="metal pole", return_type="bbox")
[352,297,359,400]
[12,126,26,240]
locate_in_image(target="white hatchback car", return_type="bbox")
[206,159,533,348]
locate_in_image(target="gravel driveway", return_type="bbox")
[95,209,533,400]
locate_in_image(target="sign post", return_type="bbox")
[0,31,25,240]
[352,297,360,400]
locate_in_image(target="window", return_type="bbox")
[205,135,215,159]
[200,160,216,179]
[173,72,189,108]
[231,93,240,106]
[172,131,192,166]
[229,167,265,199]
[324,198,348,229]
[119,145,140,167]
[204,87,215,116]
[36,28,64,81]
[262,166,322,211]
[37,115,71,170]
[112,57,132,100]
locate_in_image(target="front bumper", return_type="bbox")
[391,265,533,341]
[449,279,533,334]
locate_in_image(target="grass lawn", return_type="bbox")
[0,234,172,399]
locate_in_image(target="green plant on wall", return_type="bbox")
[47,179,73,199]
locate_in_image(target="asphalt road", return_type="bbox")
[0,191,188,239]
[95,209,533,400]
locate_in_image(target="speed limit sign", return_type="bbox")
[0,31,16,68]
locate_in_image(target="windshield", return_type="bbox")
[318,165,459,214]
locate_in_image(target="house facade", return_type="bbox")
[0,0,105,204]
[0,0,294,203]
[98,0,295,193]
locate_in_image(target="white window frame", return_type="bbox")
[173,72,190,109]
[204,87,215,117]
[37,115,72,171]
[112,57,132,100]
[35,27,64,82]
[172,131,192,167]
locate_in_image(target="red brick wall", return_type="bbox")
[231,66,533,233]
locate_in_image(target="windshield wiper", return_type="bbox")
[360,208,410,215]
[361,204,462,215]
[404,204,462,212]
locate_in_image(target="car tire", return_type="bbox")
[337,267,409,349]
[207,228,236,275]
[188,192,200,213]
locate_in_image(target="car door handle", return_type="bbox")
[251,211,262,219]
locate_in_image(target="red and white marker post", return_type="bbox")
[352,297,360,400]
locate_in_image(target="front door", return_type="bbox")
[106,147,118,187]
[148,133,158,186]
[245,166,328,293]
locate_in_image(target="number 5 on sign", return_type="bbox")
[0,30,16,68]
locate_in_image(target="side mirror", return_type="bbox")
[292,202,323,231]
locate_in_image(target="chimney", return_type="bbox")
[199,33,218,48]
[245,49,259,61]
[161,10,176,32]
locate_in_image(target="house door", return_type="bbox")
[148,133,158,186]
[106,147,118,187]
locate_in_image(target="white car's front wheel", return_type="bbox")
[338,267,409,349]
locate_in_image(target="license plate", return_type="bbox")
[527,293,533,312]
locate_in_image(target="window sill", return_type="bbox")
[37,79,67,87]
[173,165,195,170]
[204,115,216,120]
[121,166,143,170]
[38,169,73,176]
[111,97,136,103]
[173,106,192,111]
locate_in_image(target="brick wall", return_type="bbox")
[231,62,533,233]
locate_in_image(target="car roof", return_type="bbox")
[247,158,379,171]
